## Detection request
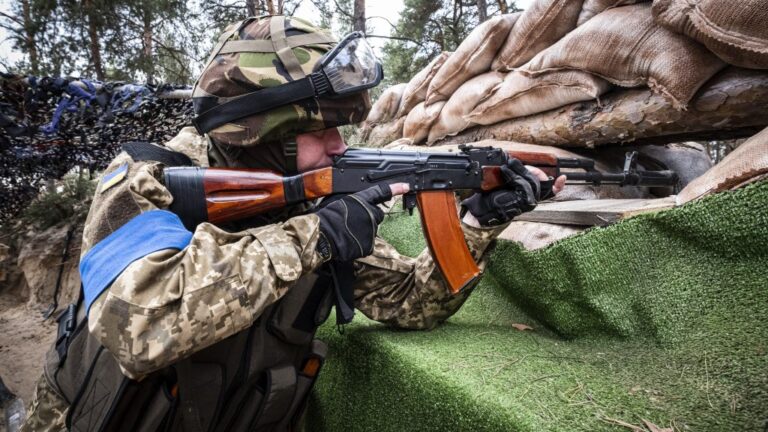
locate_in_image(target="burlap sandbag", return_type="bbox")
[367,83,407,125]
[367,117,406,147]
[499,221,586,251]
[677,127,768,204]
[427,72,505,144]
[425,14,519,105]
[523,3,726,109]
[653,0,768,70]
[577,0,647,25]
[396,52,451,118]
[492,0,586,71]
[402,101,446,145]
[466,70,611,126]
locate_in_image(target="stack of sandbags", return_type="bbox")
[397,52,451,117]
[677,126,768,204]
[359,84,407,145]
[365,53,451,145]
[522,2,726,109]
[366,117,406,146]
[653,0,768,70]
[402,101,446,143]
[426,13,520,105]
[492,0,586,71]
[365,83,407,127]
[465,70,611,127]
[427,72,504,144]
[577,0,647,25]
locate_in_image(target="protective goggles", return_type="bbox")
[193,31,383,134]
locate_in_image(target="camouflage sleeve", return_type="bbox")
[83,154,325,379]
[352,219,507,330]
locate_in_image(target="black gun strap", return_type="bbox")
[121,141,195,167]
[328,261,356,326]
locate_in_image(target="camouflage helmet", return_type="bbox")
[192,16,371,148]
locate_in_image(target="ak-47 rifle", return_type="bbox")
[164,145,677,295]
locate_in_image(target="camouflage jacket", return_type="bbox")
[85,127,506,379]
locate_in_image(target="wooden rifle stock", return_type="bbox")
[177,165,482,295]
[201,167,333,224]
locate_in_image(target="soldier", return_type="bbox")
[22,16,564,432]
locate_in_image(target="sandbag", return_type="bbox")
[396,52,451,118]
[492,0,586,71]
[427,72,505,144]
[499,221,585,251]
[523,3,726,109]
[402,101,446,144]
[653,0,768,70]
[367,83,407,125]
[425,14,519,105]
[367,117,406,147]
[677,126,768,204]
[577,0,647,25]
[466,69,610,126]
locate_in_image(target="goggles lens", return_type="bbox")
[320,33,382,95]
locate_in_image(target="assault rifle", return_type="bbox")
[164,145,677,294]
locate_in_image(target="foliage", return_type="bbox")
[381,0,518,86]
[20,172,96,230]
[1,0,197,83]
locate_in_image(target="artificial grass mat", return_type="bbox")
[306,181,768,431]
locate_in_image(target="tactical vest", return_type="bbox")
[43,143,339,432]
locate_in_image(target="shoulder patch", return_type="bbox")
[100,163,128,192]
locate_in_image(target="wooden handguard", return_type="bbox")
[416,190,481,294]
[481,151,560,190]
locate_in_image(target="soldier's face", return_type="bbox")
[296,127,347,172]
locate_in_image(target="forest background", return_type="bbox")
[0,0,528,93]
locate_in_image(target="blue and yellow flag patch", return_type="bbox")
[100,163,128,192]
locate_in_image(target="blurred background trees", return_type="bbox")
[0,0,519,85]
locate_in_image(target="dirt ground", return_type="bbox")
[0,293,56,404]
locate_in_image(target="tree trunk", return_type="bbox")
[142,12,154,85]
[21,0,38,75]
[436,68,768,148]
[246,0,258,16]
[476,0,488,22]
[266,0,275,15]
[497,0,508,14]
[83,0,104,80]
[353,0,366,33]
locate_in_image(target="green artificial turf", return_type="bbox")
[306,182,768,431]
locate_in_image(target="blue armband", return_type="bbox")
[80,210,193,311]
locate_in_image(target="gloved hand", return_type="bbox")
[461,158,542,226]
[314,184,392,262]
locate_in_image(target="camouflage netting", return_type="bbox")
[0,74,193,224]
[362,0,768,147]
[307,179,768,432]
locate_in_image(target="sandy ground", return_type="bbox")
[0,293,56,404]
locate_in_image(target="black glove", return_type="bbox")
[313,185,392,262]
[461,158,541,226]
